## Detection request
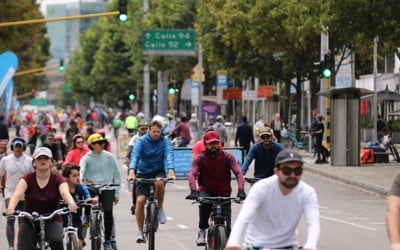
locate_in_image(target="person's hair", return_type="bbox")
[149,119,163,129]
[203,126,214,133]
[242,116,247,122]
[62,163,80,178]
[382,127,389,133]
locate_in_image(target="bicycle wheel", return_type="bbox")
[215,226,227,250]
[146,202,158,250]
[66,233,79,250]
[90,213,102,250]
[206,226,215,250]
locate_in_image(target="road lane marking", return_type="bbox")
[321,215,377,231]
[176,224,189,229]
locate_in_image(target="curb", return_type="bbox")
[303,165,388,196]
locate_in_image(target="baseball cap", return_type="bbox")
[259,127,273,137]
[275,150,304,167]
[32,147,53,159]
[87,133,106,145]
[203,131,220,144]
[12,139,25,147]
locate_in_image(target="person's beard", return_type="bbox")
[206,147,219,158]
[280,177,299,189]
[262,141,271,149]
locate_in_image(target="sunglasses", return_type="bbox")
[280,166,303,176]
[260,134,271,140]
[93,141,105,145]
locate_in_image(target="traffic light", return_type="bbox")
[59,58,65,72]
[321,53,333,78]
[128,93,135,101]
[118,0,128,22]
[168,84,176,94]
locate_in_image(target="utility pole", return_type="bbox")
[197,44,203,130]
[143,0,150,120]
[373,36,379,141]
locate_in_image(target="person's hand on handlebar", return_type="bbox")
[167,169,176,180]
[4,207,15,216]
[185,190,199,200]
[127,170,136,181]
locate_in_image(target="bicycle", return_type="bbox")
[281,129,309,151]
[244,177,262,186]
[192,196,241,250]
[245,245,303,250]
[3,208,69,250]
[134,177,173,250]
[61,200,90,250]
[85,183,120,250]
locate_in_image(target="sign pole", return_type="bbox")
[198,44,203,131]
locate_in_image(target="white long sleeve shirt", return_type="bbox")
[227,175,320,249]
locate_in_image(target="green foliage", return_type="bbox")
[0,0,50,95]
[360,115,373,129]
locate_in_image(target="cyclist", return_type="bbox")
[79,133,121,250]
[63,134,89,167]
[0,138,34,250]
[226,150,320,250]
[125,123,149,214]
[4,147,78,250]
[241,126,284,179]
[386,170,400,250]
[127,119,176,243]
[62,163,97,250]
[186,130,246,245]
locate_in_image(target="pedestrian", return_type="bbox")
[241,126,284,179]
[309,109,319,157]
[314,115,329,164]
[0,138,34,250]
[270,113,285,143]
[127,119,176,243]
[186,130,246,246]
[386,171,400,250]
[234,116,255,155]
[367,127,391,152]
[213,115,228,146]
[188,113,200,144]
[226,150,320,250]
[0,115,9,141]
[377,114,386,140]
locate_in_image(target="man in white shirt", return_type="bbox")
[226,150,320,250]
[0,138,34,250]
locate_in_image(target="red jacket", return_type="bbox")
[189,150,244,196]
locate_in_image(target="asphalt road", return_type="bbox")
[0,167,389,250]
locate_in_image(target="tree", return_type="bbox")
[0,0,50,95]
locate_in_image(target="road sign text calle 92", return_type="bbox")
[142,29,195,56]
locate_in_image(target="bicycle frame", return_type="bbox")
[4,208,69,250]
[63,211,79,250]
[135,178,171,250]
[194,197,240,250]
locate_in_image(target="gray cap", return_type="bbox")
[275,150,304,167]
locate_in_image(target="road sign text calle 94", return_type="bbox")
[142,29,195,56]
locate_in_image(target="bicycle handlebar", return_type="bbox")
[3,207,69,221]
[134,177,174,184]
[192,196,241,205]
[244,177,262,184]
[85,183,120,190]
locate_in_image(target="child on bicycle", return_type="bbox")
[62,163,97,250]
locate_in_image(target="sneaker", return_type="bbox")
[196,229,206,246]
[8,247,15,250]
[136,232,146,243]
[111,239,118,250]
[103,241,112,250]
[158,208,167,224]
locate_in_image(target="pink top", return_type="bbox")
[63,145,89,167]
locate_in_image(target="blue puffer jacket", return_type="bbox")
[129,133,174,174]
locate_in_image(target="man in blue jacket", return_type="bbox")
[241,126,284,179]
[127,119,176,243]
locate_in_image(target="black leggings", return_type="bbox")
[18,220,63,250]
[99,190,115,241]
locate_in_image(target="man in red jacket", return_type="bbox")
[186,130,246,246]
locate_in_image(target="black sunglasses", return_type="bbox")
[280,166,303,176]
[93,141,105,145]
[260,134,271,140]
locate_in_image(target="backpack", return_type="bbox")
[360,148,375,164]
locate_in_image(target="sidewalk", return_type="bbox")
[301,151,399,196]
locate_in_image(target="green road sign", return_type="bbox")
[142,29,195,56]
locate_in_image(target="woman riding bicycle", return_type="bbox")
[4,147,78,250]
[79,133,121,250]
